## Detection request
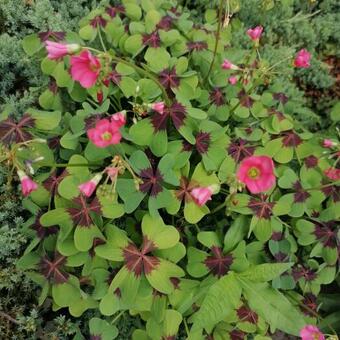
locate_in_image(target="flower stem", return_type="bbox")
[111,310,125,324]
[111,56,171,106]
[204,0,224,81]
[211,201,227,214]
[97,27,107,52]
[266,54,293,72]
[44,163,102,168]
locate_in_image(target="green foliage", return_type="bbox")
[0,0,339,339]
[0,0,93,115]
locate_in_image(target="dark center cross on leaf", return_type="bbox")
[175,177,197,203]
[248,195,275,219]
[204,246,233,278]
[139,167,164,197]
[40,252,69,284]
[237,305,259,324]
[151,102,186,131]
[67,196,102,228]
[228,139,255,162]
[158,67,180,91]
[210,88,226,106]
[293,181,310,203]
[313,220,338,248]
[195,132,210,154]
[142,31,161,47]
[123,236,160,276]
[0,114,35,146]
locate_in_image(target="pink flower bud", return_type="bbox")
[78,173,103,197]
[228,76,238,85]
[247,26,263,41]
[17,170,38,196]
[45,41,80,60]
[151,102,165,115]
[221,59,239,70]
[106,167,119,179]
[322,139,335,148]
[97,91,103,104]
[324,167,340,181]
[191,186,213,206]
[294,49,311,68]
[111,111,126,128]
[300,325,325,340]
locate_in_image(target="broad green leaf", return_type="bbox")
[22,34,42,55]
[238,263,293,282]
[238,280,305,336]
[27,109,61,130]
[192,273,241,330]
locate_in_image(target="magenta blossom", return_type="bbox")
[324,167,340,181]
[300,325,324,340]
[294,49,311,68]
[106,167,119,180]
[221,59,239,70]
[87,118,122,148]
[45,41,80,60]
[228,76,238,85]
[70,50,101,88]
[191,186,213,206]
[237,155,276,194]
[151,102,165,115]
[17,170,38,196]
[78,173,103,197]
[111,111,126,128]
[247,26,263,41]
[322,139,336,148]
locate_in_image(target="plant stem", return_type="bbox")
[211,200,227,214]
[97,27,107,52]
[111,56,171,106]
[111,310,125,324]
[183,318,190,336]
[43,163,102,168]
[204,0,224,81]
[266,54,293,72]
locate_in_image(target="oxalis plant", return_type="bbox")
[0,0,339,339]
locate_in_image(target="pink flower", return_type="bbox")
[106,167,119,179]
[151,102,165,115]
[221,59,239,70]
[78,173,103,197]
[17,170,38,196]
[322,139,335,148]
[191,186,213,206]
[87,118,122,148]
[247,26,263,41]
[45,41,80,60]
[237,155,276,194]
[228,76,238,85]
[324,167,340,181]
[300,325,325,340]
[111,111,126,128]
[294,49,311,68]
[70,50,101,88]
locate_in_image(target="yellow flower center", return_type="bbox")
[247,166,260,179]
[101,131,112,141]
[312,333,321,340]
